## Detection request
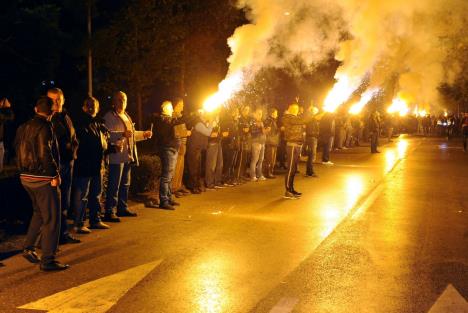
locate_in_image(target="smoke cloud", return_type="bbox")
[224,0,468,111]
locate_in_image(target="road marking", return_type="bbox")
[269,297,299,313]
[428,284,468,313]
[18,260,162,313]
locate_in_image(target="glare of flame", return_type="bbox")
[413,106,428,117]
[387,97,409,117]
[203,72,243,113]
[444,111,448,117]
[348,88,379,115]
[323,76,356,113]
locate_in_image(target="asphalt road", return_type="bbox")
[0,136,467,313]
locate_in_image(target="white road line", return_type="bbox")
[428,284,468,313]
[269,297,299,313]
[18,259,163,313]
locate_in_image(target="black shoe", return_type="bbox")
[59,234,81,245]
[23,249,41,264]
[159,203,175,210]
[170,201,180,206]
[89,221,110,230]
[40,261,70,272]
[117,209,137,217]
[283,191,299,199]
[102,212,121,223]
[292,190,302,197]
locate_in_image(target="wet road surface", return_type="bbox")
[0,136,467,313]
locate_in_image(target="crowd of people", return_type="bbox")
[4,88,468,271]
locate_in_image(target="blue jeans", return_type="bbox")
[250,143,265,179]
[72,174,103,227]
[105,163,131,213]
[159,148,178,206]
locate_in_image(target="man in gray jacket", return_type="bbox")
[103,91,152,222]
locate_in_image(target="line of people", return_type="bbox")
[16,90,152,271]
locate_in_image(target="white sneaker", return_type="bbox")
[258,176,267,181]
[251,177,258,182]
[322,161,334,165]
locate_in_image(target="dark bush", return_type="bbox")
[130,154,161,195]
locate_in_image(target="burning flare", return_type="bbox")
[387,97,409,117]
[203,72,244,113]
[348,88,379,115]
[323,76,356,113]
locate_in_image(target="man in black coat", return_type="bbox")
[15,96,69,271]
[48,88,80,244]
[71,97,112,234]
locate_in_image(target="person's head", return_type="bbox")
[161,101,174,117]
[309,106,319,115]
[35,96,54,117]
[253,107,263,121]
[231,107,240,119]
[270,108,278,119]
[47,88,64,113]
[83,96,100,117]
[173,98,184,114]
[112,91,127,113]
[288,103,300,116]
[0,98,11,108]
[241,105,250,117]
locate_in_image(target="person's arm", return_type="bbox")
[195,122,213,136]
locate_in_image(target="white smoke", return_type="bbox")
[223,0,468,111]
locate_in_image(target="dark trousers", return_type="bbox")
[235,143,249,181]
[370,131,379,152]
[159,147,178,205]
[264,145,277,176]
[205,142,223,187]
[321,136,333,162]
[22,179,61,263]
[105,162,131,213]
[72,174,103,227]
[59,160,73,237]
[463,128,468,151]
[187,146,202,190]
[305,137,318,175]
[222,143,239,183]
[285,144,302,192]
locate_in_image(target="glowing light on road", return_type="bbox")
[387,97,409,117]
[349,88,379,115]
[203,72,243,113]
[397,139,408,158]
[194,254,231,313]
[323,76,356,113]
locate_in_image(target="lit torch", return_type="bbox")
[348,88,379,115]
[202,72,244,113]
[387,96,409,117]
[323,76,356,113]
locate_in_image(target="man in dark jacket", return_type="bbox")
[235,105,251,182]
[305,106,320,177]
[48,88,81,245]
[187,110,213,194]
[282,103,313,199]
[15,96,69,271]
[368,110,381,153]
[264,108,279,179]
[153,101,180,210]
[71,97,111,234]
[319,112,335,164]
[221,108,240,185]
